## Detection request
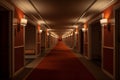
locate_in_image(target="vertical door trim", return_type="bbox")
[114,3,120,80]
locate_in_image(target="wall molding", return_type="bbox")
[103,46,114,49]
[14,45,24,48]
[84,56,90,60]
[25,55,38,59]
[13,67,24,77]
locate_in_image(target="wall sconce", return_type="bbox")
[100,18,108,26]
[39,30,42,33]
[13,16,27,32]
[82,28,88,32]
[70,33,73,36]
[47,33,49,36]
[100,13,111,31]
[100,13,108,26]
[75,31,78,34]
[20,15,27,26]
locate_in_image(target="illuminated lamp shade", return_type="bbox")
[100,18,108,26]
[82,28,87,32]
[75,31,78,34]
[40,30,42,33]
[47,33,49,36]
[20,17,27,26]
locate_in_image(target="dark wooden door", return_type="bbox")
[79,30,84,54]
[0,7,10,80]
[115,7,120,80]
[90,20,102,67]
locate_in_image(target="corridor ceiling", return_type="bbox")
[11,0,116,36]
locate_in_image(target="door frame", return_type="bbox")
[0,1,14,79]
[88,15,102,60]
[114,3,120,80]
[88,19,102,64]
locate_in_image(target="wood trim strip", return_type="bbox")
[14,45,24,48]
[102,68,114,79]
[13,67,24,77]
[103,46,114,49]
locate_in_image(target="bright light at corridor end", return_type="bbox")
[50,32,59,38]
[62,30,74,38]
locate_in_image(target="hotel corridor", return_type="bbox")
[0,0,120,80]
[13,41,111,80]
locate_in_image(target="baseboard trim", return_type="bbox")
[25,55,38,59]
[102,68,114,79]
[84,56,90,60]
[13,67,24,77]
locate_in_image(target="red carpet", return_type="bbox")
[25,41,96,80]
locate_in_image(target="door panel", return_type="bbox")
[115,8,120,80]
[89,20,102,66]
[0,9,10,79]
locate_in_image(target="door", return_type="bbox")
[0,6,12,80]
[89,20,102,67]
[115,7,120,80]
[79,30,84,55]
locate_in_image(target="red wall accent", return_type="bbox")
[104,26,114,47]
[14,47,24,72]
[37,44,41,55]
[84,31,88,42]
[102,2,116,76]
[14,6,24,73]
[14,7,24,21]
[14,7,24,47]
[37,25,41,55]
[84,31,88,57]
[84,44,88,57]
[104,6,113,19]
[14,26,24,46]
[103,48,113,75]
[37,25,41,42]
[103,2,114,47]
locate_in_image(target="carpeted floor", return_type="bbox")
[24,41,96,80]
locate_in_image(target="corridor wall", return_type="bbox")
[84,1,120,79]
[13,7,25,75]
